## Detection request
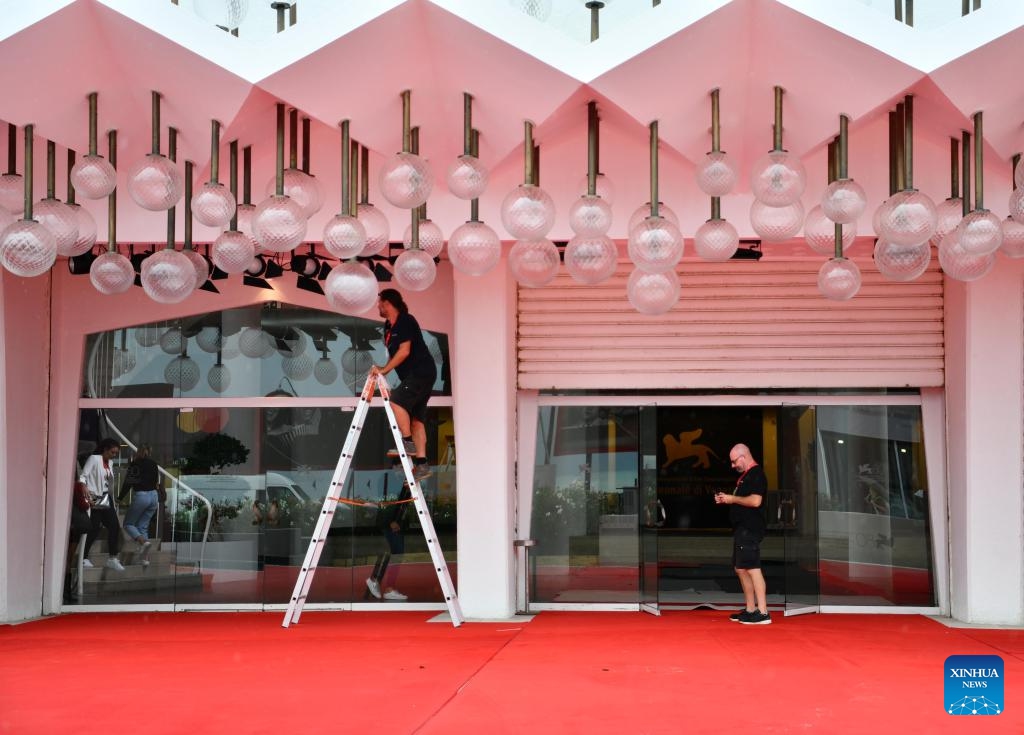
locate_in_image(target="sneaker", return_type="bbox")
[383,590,408,601]
[739,610,772,625]
[386,439,418,458]
[730,609,754,622]
[365,577,382,599]
[413,463,432,481]
[104,558,125,572]
[82,559,94,569]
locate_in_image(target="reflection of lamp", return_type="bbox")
[159,327,186,355]
[207,350,231,393]
[112,329,137,377]
[193,0,249,31]
[341,335,374,392]
[165,347,200,392]
[239,326,274,358]
[314,342,338,386]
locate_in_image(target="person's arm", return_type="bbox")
[720,492,763,508]
[373,341,411,375]
[80,456,104,500]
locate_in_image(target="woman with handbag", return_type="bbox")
[80,438,125,572]
[120,443,161,566]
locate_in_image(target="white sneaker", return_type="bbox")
[82,559,94,569]
[383,590,408,601]
[365,577,381,599]
[105,558,125,572]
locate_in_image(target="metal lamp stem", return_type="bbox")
[961,129,971,217]
[649,121,659,218]
[903,95,914,190]
[950,137,960,199]
[151,91,162,156]
[289,108,298,170]
[772,86,784,152]
[7,123,16,175]
[302,116,311,174]
[973,111,984,211]
[275,103,285,196]
[587,101,598,197]
[210,120,221,183]
[23,124,33,220]
[463,92,473,156]
[360,144,369,204]
[185,160,194,249]
[88,92,99,156]
[401,90,411,154]
[523,121,534,186]
[167,127,177,250]
[470,128,480,222]
[46,140,56,199]
[340,120,350,216]
[229,139,238,232]
[243,145,252,205]
[106,129,116,252]
[67,149,76,205]
[711,88,721,153]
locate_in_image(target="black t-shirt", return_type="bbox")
[730,464,767,538]
[124,457,160,492]
[384,312,436,382]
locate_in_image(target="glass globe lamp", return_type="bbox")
[1000,217,1024,258]
[394,248,437,291]
[509,238,559,287]
[212,230,255,274]
[447,155,489,200]
[403,219,445,258]
[874,239,930,282]
[628,202,678,234]
[695,151,738,197]
[357,203,390,257]
[194,0,249,30]
[141,249,198,304]
[235,202,257,241]
[576,173,615,204]
[0,206,13,233]
[34,198,79,256]
[0,173,24,214]
[127,153,184,211]
[501,184,555,240]
[564,235,617,285]
[89,251,134,294]
[314,356,339,386]
[0,220,58,277]
[750,150,806,206]
[803,205,856,256]
[1016,158,1024,190]
[65,204,97,257]
[207,363,231,393]
[932,197,964,245]
[134,326,162,347]
[264,169,323,220]
[182,248,210,288]
[447,220,501,276]
[276,330,308,358]
[750,200,804,242]
[282,353,314,381]
[379,152,433,209]
[628,216,683,273]
[239,327,274,358]
[196,326,225,353]
[324,215,367,259]
[817,258,862,301]
[693,219,739,262]
[569,195,613,237]
[821,178,866,224]
[627,269,679,315]
[937,231,996,282]
[955,209,1002,256]
[253,195,307,253]
[192,182,236,228]
[325,261,379,315]
[874,190,937,246]
[164,355,200,392]
[1009,188,1024,225]
[70,155,117,199]
[341,346,374,390]
[159,328,186,356]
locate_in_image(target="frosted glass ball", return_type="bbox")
[70,155,117,200]
[239,327,274,358]
[159,327,185,355]
[932,197,963,245]
[194,0,249,30]
[134,326,161,347]
[628,216,683,273]
[874,239,930,282]
[164,355,199,391]
[264,169,323,219]
[627,269,679,315]
[0,206,13,233]
[564,235,617,285]
[34,198,80,255]
[379,152,433,209]
[324,214,367,259]
[509,238,559,287]
[324,261,379,315]
[803,205,856,256]
[236,202,256,237]
[508,0,552,20]
[0,173,24,214]
[282,353,314,381]
[90,251,134,294]
[207,363,231,393]
[212,230,255,274]
[569,195,613,237]
[341,346,374,389]
[447,155,489,200]
[403,219,444,258]
[192,182,236,228]
[314,357,339,386]
[447,220,501,276]
[1009,188,1024,225]
[394,248,437,291]
[693,218,739,261]
[955,209,1002,256]
[628,202,678,234]
[65,204,97,257]
[821,178,866,224]
[576,173,615,204]
[937,231,995,281]
[0,220,57,276]
[818,258,862,300]
[276,329,308,358]
[196,326,225,353]
[182,248,210,287]
[253,195,307,253]
[501,184,556,239]
[750,150,806,206]
[1017,158,1024,190]
[127,154,184,211]
[357,203,390,257]
[1000,217,1024,259]
[874,190,937,246]
[695,151,738,197]
[142,249,198,304]
[750,200,804,242]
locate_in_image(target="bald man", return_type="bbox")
[714,444,771,625]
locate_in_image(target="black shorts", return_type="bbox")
[732,529,763,570]
[389,374,434,424]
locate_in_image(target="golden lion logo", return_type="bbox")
[662,428,719,470]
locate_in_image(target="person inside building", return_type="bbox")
[81,437,125,572]
[120,443,162,567]
[714,443,770,625]
[366,474,412,602]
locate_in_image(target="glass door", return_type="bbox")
[638,405,660,615]
[778,405,820,616]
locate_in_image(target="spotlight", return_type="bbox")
[130,247,154,288]
[290,253,322,278]
[244,254,284,289]
[731,240,763,260]
[372,261,392,282]
[68,249,99,275]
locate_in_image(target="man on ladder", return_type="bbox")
[373,288,434,482]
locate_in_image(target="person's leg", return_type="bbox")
[747,567,768,613]
[735,568,756,612]
[83,512,102,559]
[101,505,121,556]
[381,528,405,593]
[390,401,412,441]
[411,418,427,459]
[123,492,147,542]
[135,491,159,542]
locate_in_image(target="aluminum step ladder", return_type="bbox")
[282,372,463,628]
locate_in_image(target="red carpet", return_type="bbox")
[1,611,1020,734]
